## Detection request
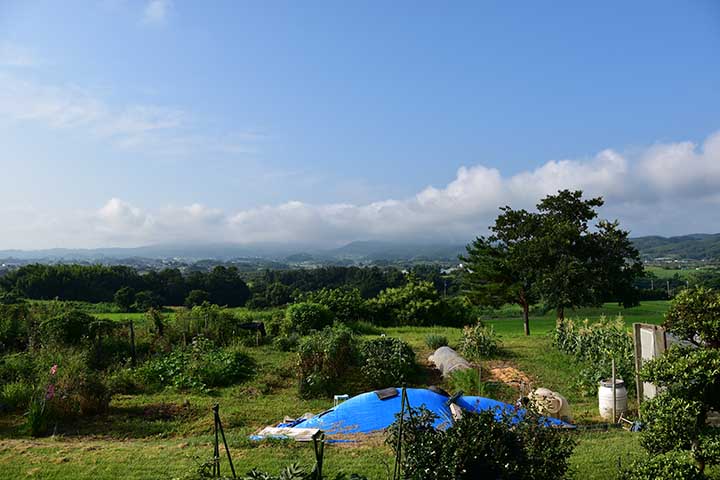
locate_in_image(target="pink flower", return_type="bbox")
[46,384,55,401]
[50,364,58,376]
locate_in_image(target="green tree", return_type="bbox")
[536,190,642,320]
[638,288,720,475]
[132,290,162,311]
[184,289,210,308]
[113,286,136,312]
[463,190,643,334]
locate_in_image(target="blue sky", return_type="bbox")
[1,1,719,248]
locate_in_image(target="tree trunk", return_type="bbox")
[519,290,530,336]
[556,306,565,324]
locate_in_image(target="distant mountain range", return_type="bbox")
[631,233,720,260]
[1,234,718,264]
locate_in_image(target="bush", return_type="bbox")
[113,286,136,312]
[39,309,95,346]
[0,352,36,384]
[137,337,254,392]
[447,368,485,396]
[176,303,242,345]
[283,302,333,335]
[0,381,33,411]
[460,322,500,360]
[273,333,300,352]
[0,303,32,352]
[301,287,368,324]
[35,349,111,417]
[387,405,576,479]
[635,287,720,475]
[360,337,415,388]
[552,316,634,396]
[618,451,705,480]
[425,334,449,350]
[368,279,443,326]
[297,325,357,398]
[185,289,210,308]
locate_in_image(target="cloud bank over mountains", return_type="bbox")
[5,130,718,249]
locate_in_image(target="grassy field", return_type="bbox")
[1,300,690,479]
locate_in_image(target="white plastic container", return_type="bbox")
[598,379,627,420]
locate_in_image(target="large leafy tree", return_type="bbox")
[537,191,643,320]
[463,190,643,334]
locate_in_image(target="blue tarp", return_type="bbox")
[288,388,572,435]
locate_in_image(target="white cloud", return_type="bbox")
[3,127,720,249]
[141,0,172,26]
[639,132,720,196]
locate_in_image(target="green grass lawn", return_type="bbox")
[0,301,676,479]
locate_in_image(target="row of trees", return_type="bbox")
[462,190,644,335]
[0,265,251,307]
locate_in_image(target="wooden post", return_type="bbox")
[611,358,616,423]
[129,319,136,366]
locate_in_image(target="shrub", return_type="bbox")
[106,366,142,395]
[132,290,162,312]
[283,302,333,335]
[368,279,443,326]
[460,322,500,360]
[425,334,448,350]
[0,352,36,384]
[113,286,136,312]
[360,337,415,388]
[273,333,300,352]
[137,337,254,392]
[617,451,704,480]
[35,349,111,417]
[39,309,95,346]
[636,288,720,475]
[447,368,485,396]
[297,325,357,398]
[552,315,634,396]
[301,287,368,324]
[0,381,33,411]
[185,289,210,308]
[440,296,476,327]
[387,405,576,479]
[176,303,243,345]
[0,303,32,352]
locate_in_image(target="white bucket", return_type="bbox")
[598,379,627,420]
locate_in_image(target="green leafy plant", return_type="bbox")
[460,321,500,360]
[424,334,449,350]
[137,336,254,392]
[447,368,486,396]
[297,325,357,398]
[617,451,704,480]
[634,288,720,476]
[552,315,634,395]
[360,336,415,388]
[387,405,576,479]
[0,380,33,411]
[283,302,334,336]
